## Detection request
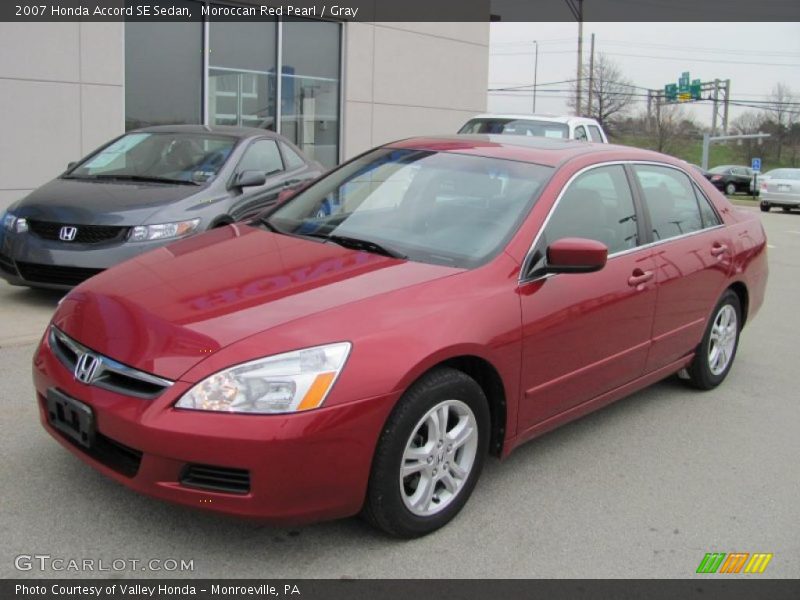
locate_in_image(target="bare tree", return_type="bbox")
[568,53,635,132]
[763,83,799,162]
[651,105,698,155]
[731,110,767,163]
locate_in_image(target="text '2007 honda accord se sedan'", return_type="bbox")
[33,136,768,537]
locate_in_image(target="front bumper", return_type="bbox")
[0,230,174,289]
[33,333,397,524]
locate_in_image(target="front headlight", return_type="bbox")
[129,218,200,242]
[175,342,351,414]
[3,213,26,232]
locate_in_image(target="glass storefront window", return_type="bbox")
[281,20,341,168]
[125,6,341,165]
[208,16,278,129]
[124,4,203,129]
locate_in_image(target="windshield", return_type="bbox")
[459,118,569,139]
[267,148,552,268]
[66,132,238,184]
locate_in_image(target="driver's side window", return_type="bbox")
[543,165,639,255]
[237,139,284,177]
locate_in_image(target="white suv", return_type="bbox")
[459,114,609,143]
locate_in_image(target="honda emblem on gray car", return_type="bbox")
[59,226,78,241]
[74,353,100,383]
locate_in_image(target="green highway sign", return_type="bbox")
[664,73,702,102]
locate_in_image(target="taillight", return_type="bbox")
[760,182,768,191]
[711,175,722,181]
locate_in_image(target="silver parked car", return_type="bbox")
[759,168,800,212]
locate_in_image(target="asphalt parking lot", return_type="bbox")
[1,205,798,579]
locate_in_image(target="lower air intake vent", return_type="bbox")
[180,464,251,495]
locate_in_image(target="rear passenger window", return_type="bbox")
[280,142,307,170]
[574,126,588,141]
[694,185,721,227]
[588,125,603,142]
[634,165,704,240]
[543,165,639,254]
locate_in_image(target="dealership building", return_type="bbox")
[0,8,489,213]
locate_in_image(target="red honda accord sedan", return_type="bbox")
[33,136,768,537]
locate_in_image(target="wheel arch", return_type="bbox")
[727,281,750,328]
[395,352,509,458]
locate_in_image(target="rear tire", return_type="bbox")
[362,367,490,538]
[782,207,792,213]
[725,182,737,196]
[685,290,742,390]
[760,202,770,212]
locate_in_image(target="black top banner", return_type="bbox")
[2,0,800,22]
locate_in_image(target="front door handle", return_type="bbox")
[628,268,654,287]
[710,242,728,257]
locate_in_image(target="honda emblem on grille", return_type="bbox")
[59,226,78,242]
[74,352,100,384]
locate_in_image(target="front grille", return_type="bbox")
[16,261,103,286]
[49,326,173,399]
[27,220,129,244]
[180,464,251,495]
[0,252,16,275]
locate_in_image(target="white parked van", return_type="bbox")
[459,114,609,143]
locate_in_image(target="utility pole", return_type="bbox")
[723,79,731,134]
[532,40,539,114]
[586,32,595,117]
[711,78,720,136]
[565,0,584,116]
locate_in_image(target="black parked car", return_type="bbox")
[704,165,754,196]
[0,125,322,289]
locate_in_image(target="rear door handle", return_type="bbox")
[628,269,654,287]
[711,243,728,257]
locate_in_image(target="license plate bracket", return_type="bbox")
[777,184,791,192]
[46,388,96,448]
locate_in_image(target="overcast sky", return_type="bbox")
[488,22,800,127]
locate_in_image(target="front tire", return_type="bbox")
[685,290,742,390]
[362,367,490,538]
[782,206,792,213]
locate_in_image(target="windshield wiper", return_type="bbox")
[305,233,407,259]
[74,174,199,186]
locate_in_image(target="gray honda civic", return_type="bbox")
[0,125,322,289]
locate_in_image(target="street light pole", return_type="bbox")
[532,40,539,114]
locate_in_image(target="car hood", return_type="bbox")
[14,177,206,225]
[52,224,460,379]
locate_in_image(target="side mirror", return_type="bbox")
[233,170,267,189]
[546,237,608,274]
[66,161,77,171]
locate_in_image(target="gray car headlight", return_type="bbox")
[129,218,200,242]
[3,213,27,233]
[175,343,351,414]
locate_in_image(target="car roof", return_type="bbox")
[466,113,602,126]
[132,124,275,139]
[386,134,673,168]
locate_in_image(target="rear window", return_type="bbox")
[459,118,569,140]
[587,125,603,142]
